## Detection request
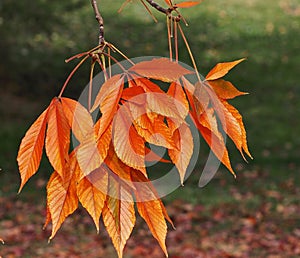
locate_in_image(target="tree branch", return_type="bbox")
[144,0,169,14]
[91,0,105,45]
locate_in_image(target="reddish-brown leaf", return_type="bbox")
[61,97,94,142]
[174,1,202,8]
[208,79,248,99]
[102,175,135,258]
[129,58,192,82]
[205,58,245,81]
[77,167,108,232]
[168,123,193,185]
[45,98,70,177]
[17,108,48,192]
[46,153,79,240]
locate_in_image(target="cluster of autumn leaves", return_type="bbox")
[17,57,251,257]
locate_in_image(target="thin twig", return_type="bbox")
[145,0,169,14]
[91,0,105,45]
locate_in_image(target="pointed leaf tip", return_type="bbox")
[206,58,246,81]
[175,1,203,9]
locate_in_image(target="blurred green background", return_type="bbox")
[0,0,299,256]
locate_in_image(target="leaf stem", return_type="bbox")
[58,55,89,98]
[177,23,201,82]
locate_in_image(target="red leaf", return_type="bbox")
[17,108,48,192]
[205,58,245,81]
[129,58,192,82]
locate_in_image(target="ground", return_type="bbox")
[1,0,300,257]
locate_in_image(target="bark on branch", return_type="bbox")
[91,0,105,45]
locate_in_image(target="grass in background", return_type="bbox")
[1,0,299,231]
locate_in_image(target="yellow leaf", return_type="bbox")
[205,58,245,81]
[45,98,70,177]
[17,108,48,192]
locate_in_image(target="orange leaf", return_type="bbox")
[61,97,94,142]
[131,170,174,228]
[131,171,168,256]
[77,167,108,232]
[205,58,245,81]
[17,108,48,192]
[167,81,190,131]
[208,79,248,99]
[47,153,79,240]
[193,108,234,175]
[91,74,124,137]
[164,0,173,7]
[45,98,70,177]
[129,58,192,82]
[131,76,164,93]
[105,144,140,186]
[220,100,252,159]
[76,122,111,178]
[168,123,194,185]
[175,1,202,8]
[102,175,135,258]
[113,105,145,169]
[147,92,188,122]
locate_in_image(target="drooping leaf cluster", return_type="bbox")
[16,1,252,257]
